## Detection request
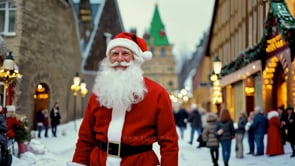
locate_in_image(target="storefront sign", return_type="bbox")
[266,34,286,53]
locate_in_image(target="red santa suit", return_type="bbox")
[266,110,284,156]
[72,77,179,166]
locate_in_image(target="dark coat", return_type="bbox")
[188,109,202,128]
[215,120,235,141]
[250,112,268,135]
[50,108,61,126]
[175,108,188,128]
[0,114,8,149]
[235,116,247,134]
[285,112,295,144]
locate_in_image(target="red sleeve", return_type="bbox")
[156,88,179,166]
[72,94,99,165]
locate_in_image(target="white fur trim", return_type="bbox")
[267,110,279,120]
[106,108,126,166]
[66,162,86,166]
[106,38,142,59]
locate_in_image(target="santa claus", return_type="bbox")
[69,32,179,166]
[266,110,284,156]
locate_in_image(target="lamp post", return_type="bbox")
[80,79,88,117]
[0,52,22,108]
[70,72,81,131]
[211,55,222,115]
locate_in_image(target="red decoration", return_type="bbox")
[160,30,165,37]
[143,33,150,39]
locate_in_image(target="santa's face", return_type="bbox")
[93,56,147,112]
[109,46,134,71]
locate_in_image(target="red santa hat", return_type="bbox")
[106,32,153,63]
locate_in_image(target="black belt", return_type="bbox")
[97,140,152,157]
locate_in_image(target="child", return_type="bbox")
[202,113,219,166]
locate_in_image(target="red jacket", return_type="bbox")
[72,78,179,166]
[6,117,21,139]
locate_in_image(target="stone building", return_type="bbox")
[142,3,178,94]
[0,0,123,130]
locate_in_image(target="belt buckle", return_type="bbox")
[107,142,121,158]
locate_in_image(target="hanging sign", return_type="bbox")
[266,34,286,53]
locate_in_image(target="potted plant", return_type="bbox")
[13,115,30,156]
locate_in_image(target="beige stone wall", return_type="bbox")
[2,0,82,129]
[142,45,178,91]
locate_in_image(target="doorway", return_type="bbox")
[33,83,49,130]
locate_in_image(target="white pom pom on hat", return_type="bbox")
[106,32,153,61]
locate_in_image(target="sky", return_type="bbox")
[117,0,215,59]
[10,118,295,166]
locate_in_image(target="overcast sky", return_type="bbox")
[117,0,215,57]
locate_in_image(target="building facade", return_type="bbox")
[198,0,295,121]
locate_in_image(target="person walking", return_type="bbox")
[215,108,235,166]
[266,110,284,156]
[277,106,287,145]
[69,32,178,166]
[202,113,219,166]
[188,104,202,145]
[43,109,49,138]
[250,106,268,156]
[36,108,45,138]
[175,106,188,140]
[245,111,255,155]
[285,106,295,157]
[235,112,247,158]
[50,102,61,137]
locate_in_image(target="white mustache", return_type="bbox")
[109,61,134,67]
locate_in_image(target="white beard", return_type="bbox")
[93,60,147,112]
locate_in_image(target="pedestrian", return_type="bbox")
[43,109,49,138]
[245,111,255,155]
[36,108,45,138]
[50,102,61,137]
[5,105,22,140]
[266,110,284,156]
[215,108,235,166]
[235,112,247,158]
[0,105,12,166]
[285,105,295,157]
[69,32,178,166]
[250,106,268,156]
[188,104,202,145]
[277,106,287,145]
[202,113,219,166]
[175,106,189,140]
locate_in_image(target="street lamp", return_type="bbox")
[70,72,81,131]
[211,55,222,114]
[0,52,22,108]
[80,79,88,117]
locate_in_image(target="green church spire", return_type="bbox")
[144,3,170,46]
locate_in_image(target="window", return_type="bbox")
[0,0,16,35]
[160,48,165,57]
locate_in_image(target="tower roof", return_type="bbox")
[144,3,169,46]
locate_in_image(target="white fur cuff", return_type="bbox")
[66,161,87,166]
